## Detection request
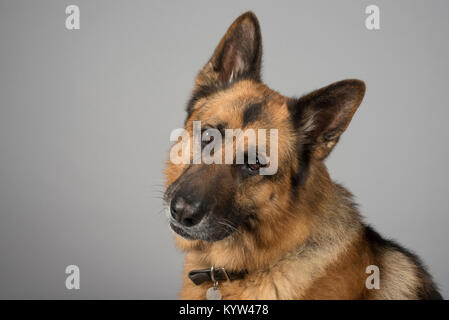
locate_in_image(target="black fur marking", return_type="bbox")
[242,103,262,127]
[287,98,312,198]
[287,98,303,127]
[290,143,311,198]
[364,226,443,300]
[289,171,300,197]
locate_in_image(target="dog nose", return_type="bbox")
[170,196,203,227]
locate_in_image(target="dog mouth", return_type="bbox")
[169,222,197,240]
[168,217,238,242]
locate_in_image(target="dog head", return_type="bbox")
[164,12,365,245]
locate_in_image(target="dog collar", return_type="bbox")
[188,266,247,285]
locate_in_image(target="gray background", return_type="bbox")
[0,0,448,299]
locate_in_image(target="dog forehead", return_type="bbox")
[198,80,289,128]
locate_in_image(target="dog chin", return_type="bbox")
[169,221,234,242]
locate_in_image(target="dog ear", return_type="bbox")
[289,79,366,160]
[207,11,262,84]
[195,11,262,86]
[186,12,262,117]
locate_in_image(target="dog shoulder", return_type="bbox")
[364,226,442,300]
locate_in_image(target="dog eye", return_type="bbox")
[247,163,261,171]
[201,129,215,147]
[246,157,265,172]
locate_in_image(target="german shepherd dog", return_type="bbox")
[164,12,442,299]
